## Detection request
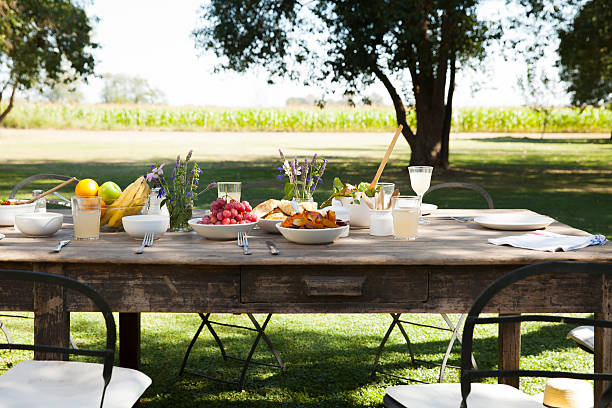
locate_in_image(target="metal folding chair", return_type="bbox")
[371,182,493,383]
[383,261,612,408]
[2,174,79,351]
[178,313,285,391]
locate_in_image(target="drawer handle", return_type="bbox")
[303,276,365,297]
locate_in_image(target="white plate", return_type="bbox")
[474,214,555,231]
[0,233,4,240]
[188,218,257,240]
[421,203,438,216]
[258,218,283,234]
[276,224,347,244]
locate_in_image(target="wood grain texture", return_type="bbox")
[595,274,612,405]
[32,263,69,361]
[498,313,521,389]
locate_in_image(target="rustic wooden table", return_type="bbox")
[1,209,611,396]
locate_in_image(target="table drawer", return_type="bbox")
[241,266,428,304]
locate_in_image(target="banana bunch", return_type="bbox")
[101,176,150,228]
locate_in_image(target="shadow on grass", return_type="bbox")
[472,137,611,144]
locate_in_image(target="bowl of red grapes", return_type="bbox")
[188,198,258,240]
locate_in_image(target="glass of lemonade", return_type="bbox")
[408,166,433,224]
[391,196,420,240]
[217,182,242,202]
[72,196,101,240]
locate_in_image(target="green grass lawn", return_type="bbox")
[0,130,610,407]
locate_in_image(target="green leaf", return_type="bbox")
[333,177,345,193]
[283,183,295,200]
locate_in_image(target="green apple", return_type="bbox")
[98,181,122,204]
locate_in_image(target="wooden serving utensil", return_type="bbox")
[24,177,77,204]
[370,124,403,189]
[386,189,400,210]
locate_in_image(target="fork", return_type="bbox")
[237,231,252,255]
[135,233,154,254]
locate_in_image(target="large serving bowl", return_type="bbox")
[188,219,257,241]
[14,212,63,237]
[0,201,36,226]
[276,224,347,244]
[122,214,169,239]
[99,204,145,232]
[258,218,283,234]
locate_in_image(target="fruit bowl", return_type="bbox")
[100,204,145,232]
[0,200,36,226]
[188,219,257,241]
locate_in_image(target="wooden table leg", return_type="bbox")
[33,264,70,361]
[498,313,521,388]
[119,312,141,370]
[595,275,612,404]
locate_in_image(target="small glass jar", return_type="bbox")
[369,209,393,236]
[32,190,46,213]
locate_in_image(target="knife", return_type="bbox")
[265,241,279,256]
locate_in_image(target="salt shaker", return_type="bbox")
[32,189,46,213]
[369,209,393,236]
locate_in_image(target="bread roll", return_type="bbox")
[252,199,280,218]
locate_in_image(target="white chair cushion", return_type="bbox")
[0,360,151,408]
[385,383,543,408]
[567,326,594,353]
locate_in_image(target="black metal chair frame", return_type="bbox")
[4,174,79,349]
[178,313,285,391]
[459,261,612,407]
[383,261,612,408]
[372,182,491,383]
[0,269,116,408]
[9,174,77,207]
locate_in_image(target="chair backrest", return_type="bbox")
[425,182,494,209]
[459,261,612,408]
[10,174,77,206]
[0,269,116,408]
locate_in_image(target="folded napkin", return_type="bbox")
[489,231,608,252]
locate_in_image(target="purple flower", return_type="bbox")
[279,149,286,162]
[157,187,166,198]
[146,163,165,182]
[176,155,180,164]
[312,153,317,167]
[276,174,285,180]
[207,182,217,189]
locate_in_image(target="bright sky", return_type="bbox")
[82,0,568,107]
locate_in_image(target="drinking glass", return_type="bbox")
[71,196,101,240]
[217,182,241,202]
[375,182,395,209]
[408,166,433,224]
[391,195,420,240]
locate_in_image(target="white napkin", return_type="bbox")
[489,231,608,252]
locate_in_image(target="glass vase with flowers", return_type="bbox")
[146,150,216,232]
[276,149,327,209]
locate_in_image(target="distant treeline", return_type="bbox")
[1,103,609,133]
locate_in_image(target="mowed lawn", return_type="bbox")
[0,129,610,407]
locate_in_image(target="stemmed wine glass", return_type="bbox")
[408,166,433,224]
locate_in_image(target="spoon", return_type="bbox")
[52,240,70,253]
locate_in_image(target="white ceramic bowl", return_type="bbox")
[188,218,257,240]
[258,218,284,234]
[0,201,36,226]
[334,197,371,228]
[122,214,169,239]
[14,212,63,237]
[276,224,347,244]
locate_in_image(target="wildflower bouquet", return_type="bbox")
[146,149,215,231]
[276,149,327,201]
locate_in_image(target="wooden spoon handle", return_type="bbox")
[24,177,77,204]
[370,124,403,189]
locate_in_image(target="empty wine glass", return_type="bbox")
[408,166,433,224]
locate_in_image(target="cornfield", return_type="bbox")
[1,103,610,133]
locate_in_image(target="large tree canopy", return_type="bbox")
[0,0,97,122]
[194,0,493,168]
[558,0,611,106]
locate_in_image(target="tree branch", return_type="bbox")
[372,65,415,144]
[0,82,17,124]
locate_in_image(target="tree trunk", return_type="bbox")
[411,102,446,167]
[0,84,17,124]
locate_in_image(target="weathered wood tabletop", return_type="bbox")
[1,208,610,394]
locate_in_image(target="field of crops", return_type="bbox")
[1,102,610,132]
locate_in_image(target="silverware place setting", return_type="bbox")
[52,239,70,253]
[237,231,252,255]
[135,233,154,254]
